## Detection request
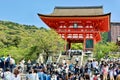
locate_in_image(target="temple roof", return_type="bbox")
[50,6,103,16]
[111,22,120,26]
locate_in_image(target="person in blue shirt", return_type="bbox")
[45,72,51,80]
[37,69,46,80]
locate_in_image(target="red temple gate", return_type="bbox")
[38,6,110,51]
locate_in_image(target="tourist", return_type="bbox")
[116,74,120,80]
[62,58,66,65]
[38,69,46,80]
[4,68,13,80]
[26,59,32,72]
[44,72,51,80]
[0,55,5,70]
[26,69,39,80]
[75,56,79,64]
[19,58,25,73]
[109,67,114,80]
[10,57,15,72]
[4,55,11,69]
[0,68,3,80]
[102,64,108,80]
[12,68,21,80]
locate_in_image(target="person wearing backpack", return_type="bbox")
[4,55,11,69]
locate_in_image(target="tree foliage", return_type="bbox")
[0,20,64,63]
[71,43,83,50]
[93,42,118,60]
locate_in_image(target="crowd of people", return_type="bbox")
[0,54,120,80]
[0,54,20,80]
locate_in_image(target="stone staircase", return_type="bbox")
[70,55,82,65]
[57,54,83,66]
[57,55,69,64]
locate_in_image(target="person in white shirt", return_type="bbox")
[4,55,11,69]
[109,67,114,80]
[4,68,13,80]
[10,57,15,72]
[62,58,66,65]
[26,69,39,80]
[19,59,25,73]
[92,59,98,69]
[12,68,21,80]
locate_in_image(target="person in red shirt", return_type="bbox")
[93,74,98,80]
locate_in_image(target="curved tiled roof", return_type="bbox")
[50,6,103,16]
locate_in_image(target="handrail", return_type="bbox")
[56,51,62,63]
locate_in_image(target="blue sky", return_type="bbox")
[0,0,120,28]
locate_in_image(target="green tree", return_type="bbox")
[71,43,83,50]
[93,42,118,60]
[31,29,65,62]
[0,20,65,63]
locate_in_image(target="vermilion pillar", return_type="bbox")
[67,42,71,50]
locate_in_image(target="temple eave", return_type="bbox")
[38,13,111,17]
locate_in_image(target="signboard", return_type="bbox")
[73,23,78,28]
